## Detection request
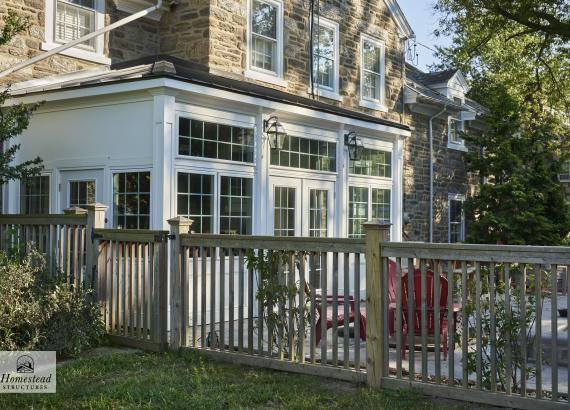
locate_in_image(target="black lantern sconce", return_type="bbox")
[344,131,364,161]
[264,115,287,150]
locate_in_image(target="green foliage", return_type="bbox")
[462,82,570,245]
[0,12,43,184]
[464,264,543,391]
[0,248,105,357]
[246,249,310,360]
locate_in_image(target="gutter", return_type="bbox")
[0,0,174,79]
[428,104,448,243]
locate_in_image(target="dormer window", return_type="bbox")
[359,35,387,112]
[246,0,286,87]
[43,0,109,64]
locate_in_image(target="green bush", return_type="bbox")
[0,249,105,357]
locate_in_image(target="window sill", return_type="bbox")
[41,42,111,65]
[447,142,468,152]
[359,99,388,112]
[307,86,342,102]
[245,69,287,88]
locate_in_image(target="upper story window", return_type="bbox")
[43,0,109,64]
[449,194,465,243]
[270,135,336,172]
[246,0,286,87]
[178,117,255,163]
[360,35,386,112]
[349,148,391,178]
[448,117,466,150]
[310,18,340,100]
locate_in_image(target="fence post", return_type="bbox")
[363,219,391,389]
[85,204,108,292]
[168,216,192,350]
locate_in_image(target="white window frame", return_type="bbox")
[447,116,468,151]
[110,169,152,230]
[359,34,387,112]
[448,193,466,243]
[560,161,570,182]
[245,0,287,87]
[19,174,51,215]
[307,17,341,101]
[43,0,110,65]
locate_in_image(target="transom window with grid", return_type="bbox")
[349,148,391,177]
[270,135,336,172]
[55,0,96,49]
[179,118,254,163]
[113,172,151,229]
[20,176,50,215]
[251,0,280,73]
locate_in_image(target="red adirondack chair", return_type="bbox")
[315,295,366,346]
[400,270,452,360]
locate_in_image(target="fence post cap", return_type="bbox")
[63,206,88,215]
[167,216,193,228]
[84,203,108,211]
[363,219,392,230]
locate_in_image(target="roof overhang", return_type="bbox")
[384,0,415,40]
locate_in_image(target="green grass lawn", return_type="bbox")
[1,350,457,409]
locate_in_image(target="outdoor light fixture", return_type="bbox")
[264,115,287,150]
[344,131,364,161]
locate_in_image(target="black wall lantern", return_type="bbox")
[264,115,287,150]
[344,131,364,161]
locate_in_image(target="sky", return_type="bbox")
[396,0,451,72]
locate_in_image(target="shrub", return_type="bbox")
[0,248,105,357]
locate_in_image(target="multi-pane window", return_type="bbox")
[179,118,254,163]
[361,37,384,103]
[177,173,214,234]
[20,176,50,214]
[113,172,150,229]
[309,189,328,238]
[349,148,391,177]
[274,186,295,236]
[270,135,336,172]
[449,117,465,145]
[220,176,253,235]
[348,187,369,239]
[69,180,95,208]
[372,188,391,221]
[449,197,465,243]
[348,186,391,238]
[312,20,338,91]
[56,0,96,48]
[251,0,278,72]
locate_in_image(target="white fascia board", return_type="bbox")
[6,77,411,138]
[383,0,415,39]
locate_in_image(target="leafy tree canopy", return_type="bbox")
[0,12,42,184]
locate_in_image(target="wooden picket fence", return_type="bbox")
[0,211,568,409]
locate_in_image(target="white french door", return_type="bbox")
[269,177,335,237]
[59,169,104,211]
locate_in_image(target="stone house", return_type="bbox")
[0,0,485,243]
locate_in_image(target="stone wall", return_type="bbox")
[0,0,160,86]
[403,110,480,243]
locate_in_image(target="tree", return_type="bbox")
[0,11,43,184]
[462,81,570,245]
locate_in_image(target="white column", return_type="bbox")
[152,92,176,230]
[392,134,405,241]
[255,109,269,235]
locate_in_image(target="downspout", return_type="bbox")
[0,0,172,79]
[428,104,448,242]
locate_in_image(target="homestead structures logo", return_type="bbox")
[0,351,56,393]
